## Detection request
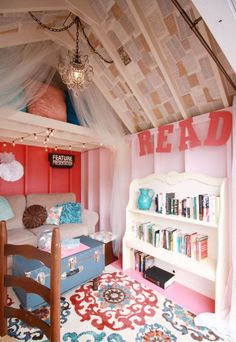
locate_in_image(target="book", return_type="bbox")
[196,234,208,261]
[198,194,204,220]
[202,194,209,222]
[143,255,155,272]
[144,265,175,289]
[165,192,175,215]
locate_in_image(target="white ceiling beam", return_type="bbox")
[66,0,100,26]
[44,30,74,51]
[0,0,66,13]
[0,120,98,145]
[93,75,135,134]
[127,0,188,119]
[0,108,100,140]
[0,29,49,48]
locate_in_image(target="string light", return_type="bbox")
[1,127,98,151]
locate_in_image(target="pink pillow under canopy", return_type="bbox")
[27,83,67,121]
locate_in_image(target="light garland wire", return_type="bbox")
[0,132,103,152]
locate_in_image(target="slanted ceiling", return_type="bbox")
[0,0,236,150]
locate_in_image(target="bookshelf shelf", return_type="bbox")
[124,234,216,281]
[128,208,218,228]
[122,172,229,314]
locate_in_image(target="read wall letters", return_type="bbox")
[138,111,232,156]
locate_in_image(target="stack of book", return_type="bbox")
[134,251,155,273]
[132,222,208,261]
[144,265,175,289]
[154,192,220,223]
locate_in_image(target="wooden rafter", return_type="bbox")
[0,28,49,48]
[0,0,66,13]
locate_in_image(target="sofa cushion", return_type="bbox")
[46,205,63,225]
[7,228,38,245]
[0,196,15,220]
[27,193,76,208]
[4,195,26,230]
[58,202,81,224]
[23,205,47,229]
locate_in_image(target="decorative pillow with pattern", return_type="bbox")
[58,202,81,224]
[46,205,63,225]
[23,205,47,229]
[0,196,15,221]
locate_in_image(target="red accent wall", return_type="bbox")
[0,144,81,201]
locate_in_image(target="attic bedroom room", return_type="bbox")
[0,0,235,341]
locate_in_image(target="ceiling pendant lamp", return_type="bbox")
[58,17,94,94]
[29,12,113,93]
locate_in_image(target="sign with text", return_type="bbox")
[49,153,75,168]
[138,111,232,156]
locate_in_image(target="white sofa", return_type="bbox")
[5,192,98,248]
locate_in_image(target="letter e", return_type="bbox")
[156,125,173,153]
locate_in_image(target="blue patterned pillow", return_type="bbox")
[59,202,81,224]
[0,196,15,220]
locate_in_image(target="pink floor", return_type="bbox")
[111,259,215,315]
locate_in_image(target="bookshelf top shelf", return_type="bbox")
[123,234,216,281]
[128,208,218,228]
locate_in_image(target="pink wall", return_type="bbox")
[0,144,81,201]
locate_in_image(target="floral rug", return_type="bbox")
[6,270,229,341]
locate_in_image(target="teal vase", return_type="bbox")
[138,188,154,210]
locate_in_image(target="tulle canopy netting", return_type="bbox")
[0,41,130,256]
[0,41,61,111]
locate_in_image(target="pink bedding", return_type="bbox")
[27,83,67,122]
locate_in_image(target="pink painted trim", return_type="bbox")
[111,260,214,315]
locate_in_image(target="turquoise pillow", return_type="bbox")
[0,196,15,220]
[58,202,81,224]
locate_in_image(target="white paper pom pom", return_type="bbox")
[0,160,24,181]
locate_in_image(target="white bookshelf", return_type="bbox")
[122,172,229,313]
